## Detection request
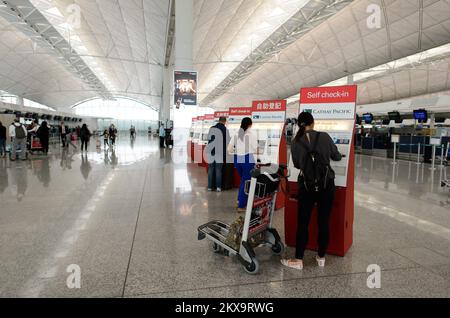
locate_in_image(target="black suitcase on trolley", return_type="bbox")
[222,163,235,190]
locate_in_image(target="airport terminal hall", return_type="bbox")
[1,0,450,303]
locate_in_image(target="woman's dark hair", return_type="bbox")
[294,112,315,142]
[41,121,48,128]
[239,117,253,140]
[82,124,88,130]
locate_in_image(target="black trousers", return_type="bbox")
[41,138,49,154]
[296,182,336,259]
[81,139,88,151]
[61,134,67,147]
[159,137,165,148]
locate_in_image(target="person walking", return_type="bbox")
[0,121,6,158]
[37,121,50,155]
[227,117,258,213]
[109,124,117,147]
[59,122,68,148]
[101,129,109,149]
[207,117,230,192]
[9,118,28,161]
[79,124,92,152]
[281,112,343,270]
[159,123,166,148]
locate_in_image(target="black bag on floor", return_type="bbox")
[222,163,235,190]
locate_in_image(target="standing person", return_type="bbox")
[281,112,343,270]
[227,117,258,213]
[59,122,68,148]
[207,117,230,192]
[0,121,6,158]
[159,123,166,148]
[37,121,50,155]
[79,124,92,152]
[9,118,28,161]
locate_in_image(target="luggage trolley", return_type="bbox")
[198,164,288,274]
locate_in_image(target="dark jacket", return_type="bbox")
[291,130,342,180]
[80,128,91,141]
[0,125,6,139]
[37,126,49,140]
[207,123,230,164]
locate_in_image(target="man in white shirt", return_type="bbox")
[9,118,28,161]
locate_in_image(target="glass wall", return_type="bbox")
[73,97,159,132]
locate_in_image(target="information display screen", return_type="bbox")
[362,113,373,124]
[413,109,428,122]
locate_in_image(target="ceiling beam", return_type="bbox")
[200,0,352,107]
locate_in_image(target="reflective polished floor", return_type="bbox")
[0,136,449,298]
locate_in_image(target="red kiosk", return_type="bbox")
[192,116,204,165]
[284,85,357,257]
[187,117,198,162]
[251,99,288,210]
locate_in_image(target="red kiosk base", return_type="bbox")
[284,144,355,257]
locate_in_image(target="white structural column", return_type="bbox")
[160,0,194,124]
[174,0,193,70]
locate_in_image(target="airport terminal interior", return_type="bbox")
[0,0,450,298]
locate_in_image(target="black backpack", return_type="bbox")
[299,133,331,193]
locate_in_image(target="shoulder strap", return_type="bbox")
[312,132,321,152]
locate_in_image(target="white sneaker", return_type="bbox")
[207,188,213,192]
[216,188,222,192]
[281,259,303,270]
[316,256,326,267]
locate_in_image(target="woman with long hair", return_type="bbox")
[281,112,343,270]
[37,121,50,155]
[227,117,258,213]
[80,124,92,152]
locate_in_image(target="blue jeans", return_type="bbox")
[0,139,5,156]
[234,154,255,209]
[208,162,223,190]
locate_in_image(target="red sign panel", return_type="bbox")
[229,107,252,116]
[252,100,287,112]
[214,111,229,118]
[204,114,215,120]
[300,85,357,104]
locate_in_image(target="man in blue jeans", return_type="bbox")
[0,121,6,158]
[206,117,230,192]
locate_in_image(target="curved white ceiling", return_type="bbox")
[198,0,450,109]
[0,0,170,110]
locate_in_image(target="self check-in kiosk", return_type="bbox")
[192,116,204,164]
[285,85,357,257]
[251,100,288,209]
[188,117,198,161]
[228,107,253,188]
[198,114,215,168]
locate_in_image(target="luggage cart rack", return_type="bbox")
[198,164,288,275]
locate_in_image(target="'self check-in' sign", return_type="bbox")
[300,86,357,120]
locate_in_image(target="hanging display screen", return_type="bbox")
[362,113,373,124]
[174,71,198,106]
[413,109,428,122]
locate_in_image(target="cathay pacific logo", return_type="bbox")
[304,109,313,114]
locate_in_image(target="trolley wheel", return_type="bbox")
[271,240,284,255]
[244,259,260,275]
